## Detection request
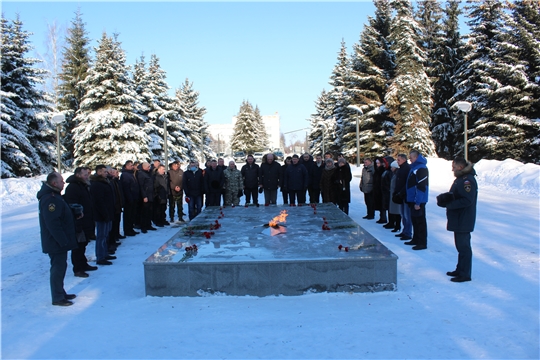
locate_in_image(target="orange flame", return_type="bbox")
[269,210,288,227]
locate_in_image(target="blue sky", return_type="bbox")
[3,1,377,143]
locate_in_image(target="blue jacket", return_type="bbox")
[37,182,78,254]
[284,162,309,191]
[445,163,478,232]
[406,154,429,205]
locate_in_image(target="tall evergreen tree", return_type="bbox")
[175,79,212,162]
[147,54,190,161]
[508,0,540,161]
[328,40,352,153]
[345,0,395,159]
[253,105,270,150]
[57,9,92,165]
[454,0,540,162]
[430,0,464,159]
[230,100,267,154]
[308,89,335,156]
[1,15,55,178]
[386,0,436,156]
[73,33,150,168]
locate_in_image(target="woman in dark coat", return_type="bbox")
[373,157,387,223]
[279,156,292,204]
[320,158,337,204]
[333,158,352,214]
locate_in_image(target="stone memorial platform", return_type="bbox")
[143,203,398,297]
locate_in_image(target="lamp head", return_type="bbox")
[51,113,65,125]
[454,101,472,113]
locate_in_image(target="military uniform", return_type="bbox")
[223,167,243,206]
[37,182,78,304]
[445,162,478,280]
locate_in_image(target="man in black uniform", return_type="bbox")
[37,172,79,306]
[438,157,478,282]
[64,167,98,278]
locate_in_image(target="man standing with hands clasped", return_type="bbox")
[437,157,478,283]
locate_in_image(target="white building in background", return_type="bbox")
[208,112,281,155]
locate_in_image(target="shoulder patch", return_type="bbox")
[48,203,56,212]
[464,181,471,192]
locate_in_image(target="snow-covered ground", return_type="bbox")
[1,158,538,359]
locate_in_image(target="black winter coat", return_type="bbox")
[63,175,94,234]
[109,176,124,214]
[311,162,324,190]
[183,169,205,197]
[90,175,115,222]
[37,182,78,254]
[120,168,139,203]
[445,164,478,233]
[284,163,309,191]
[260,161,281,190]
[137,169,154,202]
[333,164,352,204]
[241,163,260,189]
[154,173,169,204]
[394,161,410,197]
[299,155,315,186]
[373,161,385,211]
[204,167,225,194]
[381,169,393,211]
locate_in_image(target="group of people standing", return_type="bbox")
[360,151,430,251]
[360,150,478,283]
[37,158,188,306]
[181,151,354,219]
[37,149,478,306]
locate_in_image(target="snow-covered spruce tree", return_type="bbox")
[416,0,457,159]
[253,105,270,150]
[454,0,540,163]
[328,40,352,155]
[508,0,540,162]
[72,33,150,169]
[385,0,436,157]
[429,0,464,160]
[1,15,55,178]
[138,54,190,162]
[175,79,212,162]
[132,53,192,164]
[344,0,395,160]
[57,9,92,165]
[308,89,336,156]
[230,100,267,154]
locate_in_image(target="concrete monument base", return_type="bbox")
[144,203,398,297]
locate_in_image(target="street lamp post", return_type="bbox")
[454,101,472,161]
[283,127,310,155]
[51,113,65,173]
[163,117,168,170]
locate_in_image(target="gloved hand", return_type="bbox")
[258,187,263,194]
[185,196,190,203]
[436,192,454,207]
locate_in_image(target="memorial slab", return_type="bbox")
[144,203,398,296]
